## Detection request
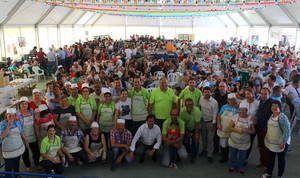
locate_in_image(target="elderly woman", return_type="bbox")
[40,124,65,175]
[75,83,97,131]
[228,102,255,174]
[262,100,291,178]
[17,97,40,171]
[83,121,107,162]
[29,89,47,111]
[0,108,27,173]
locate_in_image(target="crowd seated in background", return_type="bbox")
[0,35,300,178]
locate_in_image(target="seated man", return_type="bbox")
[110,119,132,171]
[129,114,162,163]
[162,108,187,168]
[61,116,88,165]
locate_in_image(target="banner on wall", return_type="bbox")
[18,37,26,47]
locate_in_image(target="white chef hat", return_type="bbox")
[239,102,249,109]
[90,121,99,128]
[81,83,89,89]
[32,89,41,94]
[117,119,125,124]
[6,108,16,114]
[68,116,77,122]
[58,65,63,69]
[71,83,78,88]
[19,96,29,102]
[38,104,48,112]
[64,81,71,86]
[228,93,236,99]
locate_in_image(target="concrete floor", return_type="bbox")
[63,133,300,178]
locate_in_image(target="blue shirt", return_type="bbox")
[59,51,66,60]
[0,120,23,136]
[219,104,239,115]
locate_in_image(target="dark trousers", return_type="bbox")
[257,128,268,167]
[71,150,89,163]
[40,160,64,174]
[156,119,165,130]
[213,131,220,153]
[246,133,256,160]
[103,132,110,150]
[183,131,199,158]
[132,121,145,135]
[266,144,289,177]
[4,156,21,172]
[125,120,134,135]
[136,142,157,159]
[22,141,40,168]
[169,146,178,164]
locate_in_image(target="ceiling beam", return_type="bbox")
[58,9,75,25]
[279,4,300,27]
[35,6,55,26]
[85,13,97,26]
[92,14,103,26]
[216,16,228,28]
[254,8,271,27]
[238,12,253,27]
[73,11,87,27]
[0,0,26,25]
[226,14,238,27]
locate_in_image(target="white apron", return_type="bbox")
[228,117,251,150]
[99,107,114,133]
[80,104,93,130]
[2,127,25,159]
[265,117,284,152]
[90,141,103,158]
[64,135,82,153]
[23,115,37,143]
[47,145,60,161]
[217,110,234,138]
[131,95,148,122]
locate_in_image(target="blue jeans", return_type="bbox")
[229,147,247,170]
[111,148,131,164]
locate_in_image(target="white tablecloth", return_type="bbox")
[9,78,37,89]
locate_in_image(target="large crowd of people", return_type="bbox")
[1,35,300,178]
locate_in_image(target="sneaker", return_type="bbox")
[63,160,69,168]
[261,173,272,178]
[76,160,83,166]
[173,163,178,169]
[207,157,213,163]
[25,167,31,172]
[168,163,174,168]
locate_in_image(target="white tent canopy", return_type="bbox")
[0,0,300,59]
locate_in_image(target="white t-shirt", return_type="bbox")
[116,98,132,120]
[125,48,133,60]
[284,84,300,103]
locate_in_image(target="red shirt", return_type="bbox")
[167,129,180,141]
[36,51,46,63]
[28,100,48,111]
[35,113,54,125]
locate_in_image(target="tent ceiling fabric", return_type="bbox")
[0,0,299,28]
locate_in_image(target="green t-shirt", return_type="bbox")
[128,87,150,102]
[98,102,116,115]
[179,106,201,131]
[40,135,61,162]
[162,118,185,135]
[179,87,202,107]
[68,94,82,106]
[75,96,97,113]
[150,88,176,120]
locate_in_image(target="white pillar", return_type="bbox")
[0,25,6,58]
[125,16,128,39]
[295,25,300,50]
